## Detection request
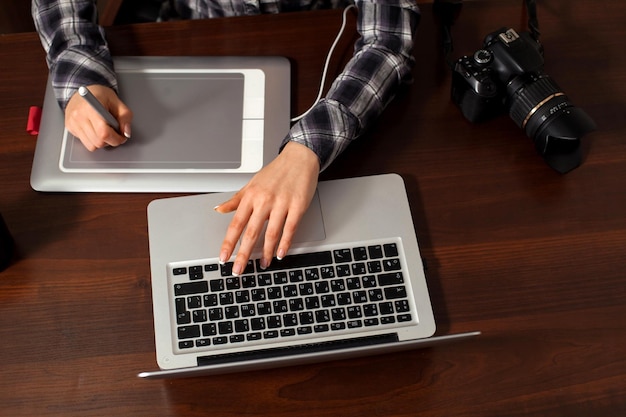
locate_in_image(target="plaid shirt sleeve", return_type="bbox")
[284,0,420,171]
[32,0,118,109]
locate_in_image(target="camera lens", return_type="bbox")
[508,75,596,173]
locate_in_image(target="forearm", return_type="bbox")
[32,0,117,109]
[283,0,420,171]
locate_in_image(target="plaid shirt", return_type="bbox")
[33,0,419,170]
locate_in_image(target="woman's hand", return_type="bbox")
[65,85,133,151]
[215,141,321,275]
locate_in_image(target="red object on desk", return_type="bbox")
[26,106,42,135]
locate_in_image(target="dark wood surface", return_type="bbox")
[1,1,625,416]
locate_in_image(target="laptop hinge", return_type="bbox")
[197,333,400,367]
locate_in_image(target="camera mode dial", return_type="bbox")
[473,49,493,65]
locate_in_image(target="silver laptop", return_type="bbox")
[31,56,290,192]
[139,173,479,378]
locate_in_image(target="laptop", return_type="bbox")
[30,56,290,192]
[139,173,480,378]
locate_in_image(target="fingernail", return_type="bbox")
[232,262,242,276]
[219,250,228,264]
[276,248,286,260]
[260,258,268,270]
[123,125,131,139]
[213,205,220,211]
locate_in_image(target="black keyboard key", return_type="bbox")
[196,338,211,347]
[209,279,224,292]
[384,286,407,299]
[336,264,351,277]
[289,298,304,311]
[204,263,219,272]
[251,289,266,301]
[174,281,208,296]
[257,302,271,315]
[333,248,352,263]
[263,330,279,339]
[397,314,412,322]
[179,340,194,349]
[175,298,187,314]
[368,288,384,302]
[305,268,320,280]
[351,262,367,276]
[315,309,331,323]
[297,326,313,335]
[283,284,298,297]
[208,308,223,321]
[362,275,377,288]
[368,245,384,259]
[331,322,346,331]
[218,321,233,334]
[187,296,202,309]
[289,270,304,282]
[281,328,296,337]
[224,306,240,319]
[299,311,314,325]
[272,300,288,313]
[314,324,330,333]
[352,247,368,261]
[192,309,207,323]
[395,299,410,312]
[321,294,336,307]
[234,319,249,333]
[251,317,266,331]
[320,266,335,279]
[364,318,379,326]
[378,272,404,286]
[347,306,362,319]
[382,258,402,272]
[241,275,256,288]
[274,271,288,284]
[257,274,272,286]
[219,292,234,305]
[283,313,298,327]
[337,292,352,305]
[176,312,191,325]
[225,277,241,290]
[383,243,399,257]
[178,325,200,339]
[202,323,217,336]
[173,267,187,276]
[346,277,361,290]
[213,336,228,345]
[203,294,218,307]
[247,332,262,341]
[347,320,362,329]
[241,303,256,317]
[230,335,245,343]
[379,302,394,315]
[315,281,330,294]
[367,261,382,273]
[267,315,282,329]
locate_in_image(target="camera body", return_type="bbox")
[451,27,596,173]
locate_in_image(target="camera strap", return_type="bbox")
[434,0,541,67]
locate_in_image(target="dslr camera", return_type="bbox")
[451,27,596,173]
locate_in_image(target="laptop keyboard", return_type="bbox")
[169,238,417,352]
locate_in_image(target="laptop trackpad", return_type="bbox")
[253,189,326,249]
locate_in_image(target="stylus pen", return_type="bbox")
[78,86,120,132]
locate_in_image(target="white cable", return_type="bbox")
[290,4,356,123]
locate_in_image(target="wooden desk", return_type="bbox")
[1,1,625,416]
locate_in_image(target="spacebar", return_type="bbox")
[256,250,333,271]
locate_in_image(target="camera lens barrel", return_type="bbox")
[508,75,569,137]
